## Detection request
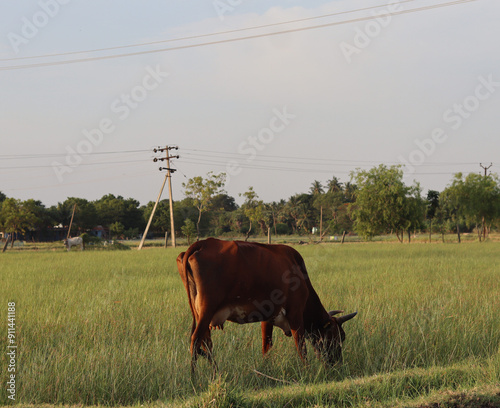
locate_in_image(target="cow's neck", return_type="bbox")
[303,285,330,334]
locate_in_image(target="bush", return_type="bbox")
[275,223,291,235]
[80,233,101,245]
[105,241,130,251]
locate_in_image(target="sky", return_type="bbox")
[0,0,499,207]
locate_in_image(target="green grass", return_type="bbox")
[0,242,499,406]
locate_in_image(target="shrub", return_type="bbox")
[275,223,291,235]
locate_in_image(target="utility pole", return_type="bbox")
[479,163,493,241]
[164,146,178,248]
[480,163,493,177]
[67,203,77,239]
[138,146,178,250]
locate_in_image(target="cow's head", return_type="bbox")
[314,310,357,365]
[62,239,68,247]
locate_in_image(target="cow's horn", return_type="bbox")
[335,312,358,325]
[328,310,344,317]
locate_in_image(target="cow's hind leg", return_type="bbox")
[190,314,216,372]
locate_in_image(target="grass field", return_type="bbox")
[1,242,499,407]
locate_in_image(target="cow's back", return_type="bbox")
[183,238,309,323]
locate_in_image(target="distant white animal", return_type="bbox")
[63,237,84,252]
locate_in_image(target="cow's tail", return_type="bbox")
[182,240,205,334]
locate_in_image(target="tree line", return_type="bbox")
[1,165,499,244]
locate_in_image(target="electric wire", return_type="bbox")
[1,144,493,172]
[0,0,477,71]
[0,0,425,63]
[181,149,483,167]
[0,148,150,159]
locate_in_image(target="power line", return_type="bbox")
[180,157,485,176]
[0,0,477,71]
[1,145,492,173]
[181,148,484,167]
[0,148,150,159]
[0,159,150,170]
[0,0,424,63]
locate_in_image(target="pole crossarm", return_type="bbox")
[480,163,493,177]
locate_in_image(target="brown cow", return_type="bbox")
[176,238,356,370]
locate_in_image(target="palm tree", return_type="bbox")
[309,180,324,195]
[327,176,343,193]
[344,182,357,203]
[269,200,285,236]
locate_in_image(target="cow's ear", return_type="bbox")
[328,310,343,317]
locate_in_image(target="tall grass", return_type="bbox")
[0,243,499,406]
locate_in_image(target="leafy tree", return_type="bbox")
[124,228,139,240]
[404,194,426,243]
[464,173,500,240]
[426,190,440,242]
[142,200,170,234]
[229,208,246,235]
[0,198,38,245]
[109,221,125,239]
[55,198,97,232]
[211,193,238,212]
[95,194,126,227]
[22,199,56,240]
[0,191,6,204]
[210,193,238,236]
[444,172,500,241]
[94,195,144,231]
[350,164,424,241]
[241,187,264,241]
[285,194,305,235]
[440,174,468,243]
[122,197,144,231]
[343,182,357,203]
[182,172,226,239]
[268,200,286,236]
[313,184,348,240]
[181,218,197,245]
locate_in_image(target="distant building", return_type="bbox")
[91,225,107,239]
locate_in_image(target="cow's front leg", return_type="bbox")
[291,326,307,363]
[261,321,274,355]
